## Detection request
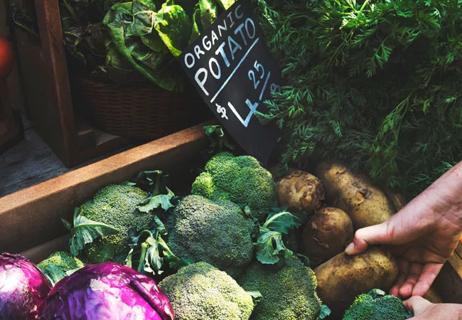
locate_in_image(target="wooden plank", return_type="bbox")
[0,125,206,253]
[33,0,75,166]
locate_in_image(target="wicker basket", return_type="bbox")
[74,77,207,141]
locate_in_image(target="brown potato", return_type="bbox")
[315,248,398,314]
[277,170,325,222]
[316,162,394,229]
[302,207,353,266]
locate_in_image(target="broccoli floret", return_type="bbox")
[159,262,254,320]
[343,289,412,320]
[191,152,276,220]
[239,256,321,320]
[78,184,152,263]
[37,251,84,285]
[167,195,254,276]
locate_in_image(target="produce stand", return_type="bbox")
[0,124,461,309]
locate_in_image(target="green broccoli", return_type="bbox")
[343,289,412,320]
[239,256,321,320]
[167,195,254,276]
[159,262,254,320]
[73,184,153,263]
[191,152,276,220]
[37,251,84,285]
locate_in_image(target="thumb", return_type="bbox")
[345,222,391,255]
[404,296,432,316]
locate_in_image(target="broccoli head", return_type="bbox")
[78,184,152,263]
[239,256,321,320]
[37,251,84,285]
[191,152,276,219]
[343,289,412,320]
[159,262,254,320]
[167,195,254,276]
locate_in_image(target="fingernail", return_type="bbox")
[345,243,355,255]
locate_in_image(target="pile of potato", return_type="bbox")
[276,163,399,314]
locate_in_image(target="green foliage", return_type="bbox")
[259,0,462,197]
[255,211,300,265]
[159,262,254,320]
[239,256,322,320]
[64,208,119,257]
[125,216,189,276]
[191,152,277,220]
[103,1,183,91]
[203,124,237,154]
[37,251,84,285]
[343,289,412,320]
[167,195,254,276]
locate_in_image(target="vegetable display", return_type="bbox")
[159,262,254,320]
[343,289,412,320]
[2,139,427,318]
[258,0,462,198]
[39,262,174,320]
[0,253,50,320]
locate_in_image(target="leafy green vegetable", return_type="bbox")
[255,211,300,265]
[137,189,175,213]
[64,209,119,257]
[154,3,192,57]
[198,0,218,31]
[126,216,188,275]
[259,0,462,197]
[104,1,182,91]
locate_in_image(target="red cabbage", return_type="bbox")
[0,253,51,320]
[39,262,174,320]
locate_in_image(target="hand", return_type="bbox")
[345,162,462,298]
[404,296,462,320]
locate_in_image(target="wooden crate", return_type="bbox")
[10,0,206,167]
[0,124,460,307]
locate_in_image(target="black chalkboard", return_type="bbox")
[180,1,280,163]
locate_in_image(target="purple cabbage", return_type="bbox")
[0,253,51,320]
[39,262,175,320]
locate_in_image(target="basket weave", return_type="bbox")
[74,77,206,141]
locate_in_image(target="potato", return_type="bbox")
[316,162,394,228]
[277,170,325,222]
[302,207,353,266]
[315,248,398,314]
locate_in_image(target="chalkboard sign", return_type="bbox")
[180,1,280,163]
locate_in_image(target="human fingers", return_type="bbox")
[391,260,409,297]
[412,263,444,297]
[399,263,423,299]
[345,222,391,255]
[404,296,433,316]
